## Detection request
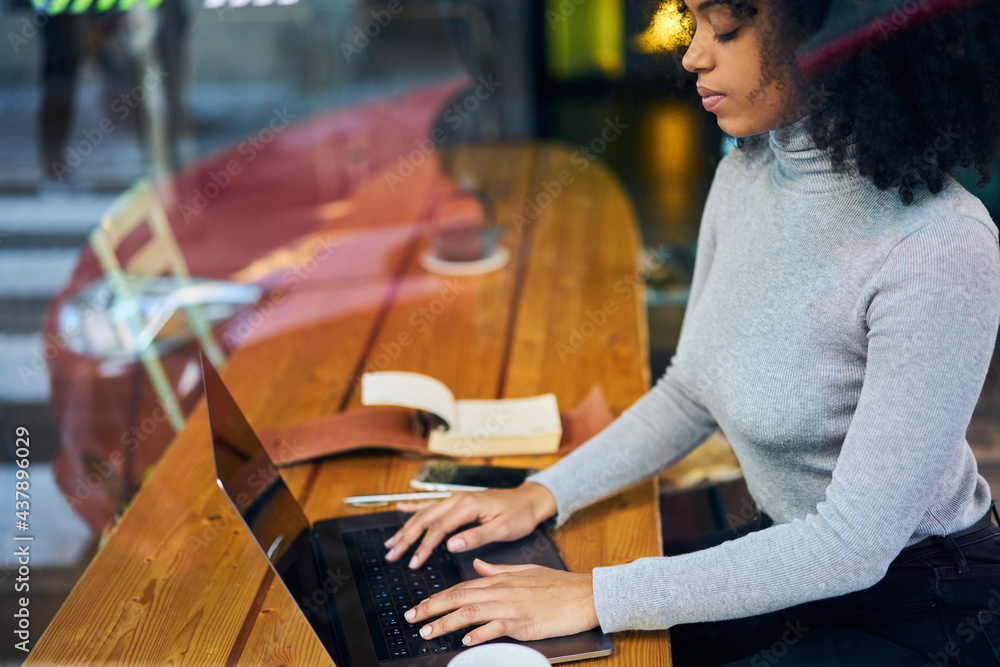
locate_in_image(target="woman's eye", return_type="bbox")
[714,27,740,43]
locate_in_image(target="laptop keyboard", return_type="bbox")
[343,526,470,662]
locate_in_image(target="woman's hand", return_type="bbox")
[384,481,557,569]
[404,558,599,647]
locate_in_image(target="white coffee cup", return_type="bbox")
[446,643,550,666]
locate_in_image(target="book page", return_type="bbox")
[360,371,457,428]
[453,394,561,437]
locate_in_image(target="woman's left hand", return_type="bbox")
[403,558,599,647]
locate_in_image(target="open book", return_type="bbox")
[360,371,562,457]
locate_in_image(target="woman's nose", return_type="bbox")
[682,34,713,73]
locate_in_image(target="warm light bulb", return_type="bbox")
[632,3,693,53]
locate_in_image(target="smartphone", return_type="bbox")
[410,461,537,492]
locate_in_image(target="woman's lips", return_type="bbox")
[701,94,726,110]
[697,85,727,111]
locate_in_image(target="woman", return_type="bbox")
[384,1,1000,664]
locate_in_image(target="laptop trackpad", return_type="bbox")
[454,527,567,579]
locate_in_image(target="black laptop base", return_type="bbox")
[313,511,614,666]
[343,524,468,660]
[203,354,612,666]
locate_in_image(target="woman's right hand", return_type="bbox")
[383,481,558,570]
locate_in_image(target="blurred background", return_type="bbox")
[1,0,998,659]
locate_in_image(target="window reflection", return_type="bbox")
[2,1,998,660]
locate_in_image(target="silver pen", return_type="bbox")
[343,491,452,506]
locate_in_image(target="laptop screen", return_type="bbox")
[202,353,313,567]
[202,354,346,661]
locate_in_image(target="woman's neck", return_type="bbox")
[767,115,863,195]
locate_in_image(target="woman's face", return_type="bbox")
[681,0,801,137]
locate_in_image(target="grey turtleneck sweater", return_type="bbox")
[527,116,1000,632]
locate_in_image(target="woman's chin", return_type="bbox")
[715,116,747,139]
[716,115,778,140]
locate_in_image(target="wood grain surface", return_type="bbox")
[27,144,670,666]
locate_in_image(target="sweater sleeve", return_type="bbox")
[525,181,722,528]
[588,215,1000,632]
[525,365,720,527]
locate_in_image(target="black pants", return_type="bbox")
[670,503,1000,667]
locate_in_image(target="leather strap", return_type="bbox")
[257,384,616,466]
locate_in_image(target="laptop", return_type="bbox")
[202,355,614,665]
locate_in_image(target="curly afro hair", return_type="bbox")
[657,0,1000,204]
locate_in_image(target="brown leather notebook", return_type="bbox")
[257,385,615,466]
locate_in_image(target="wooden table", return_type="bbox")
[27,144,671,665]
